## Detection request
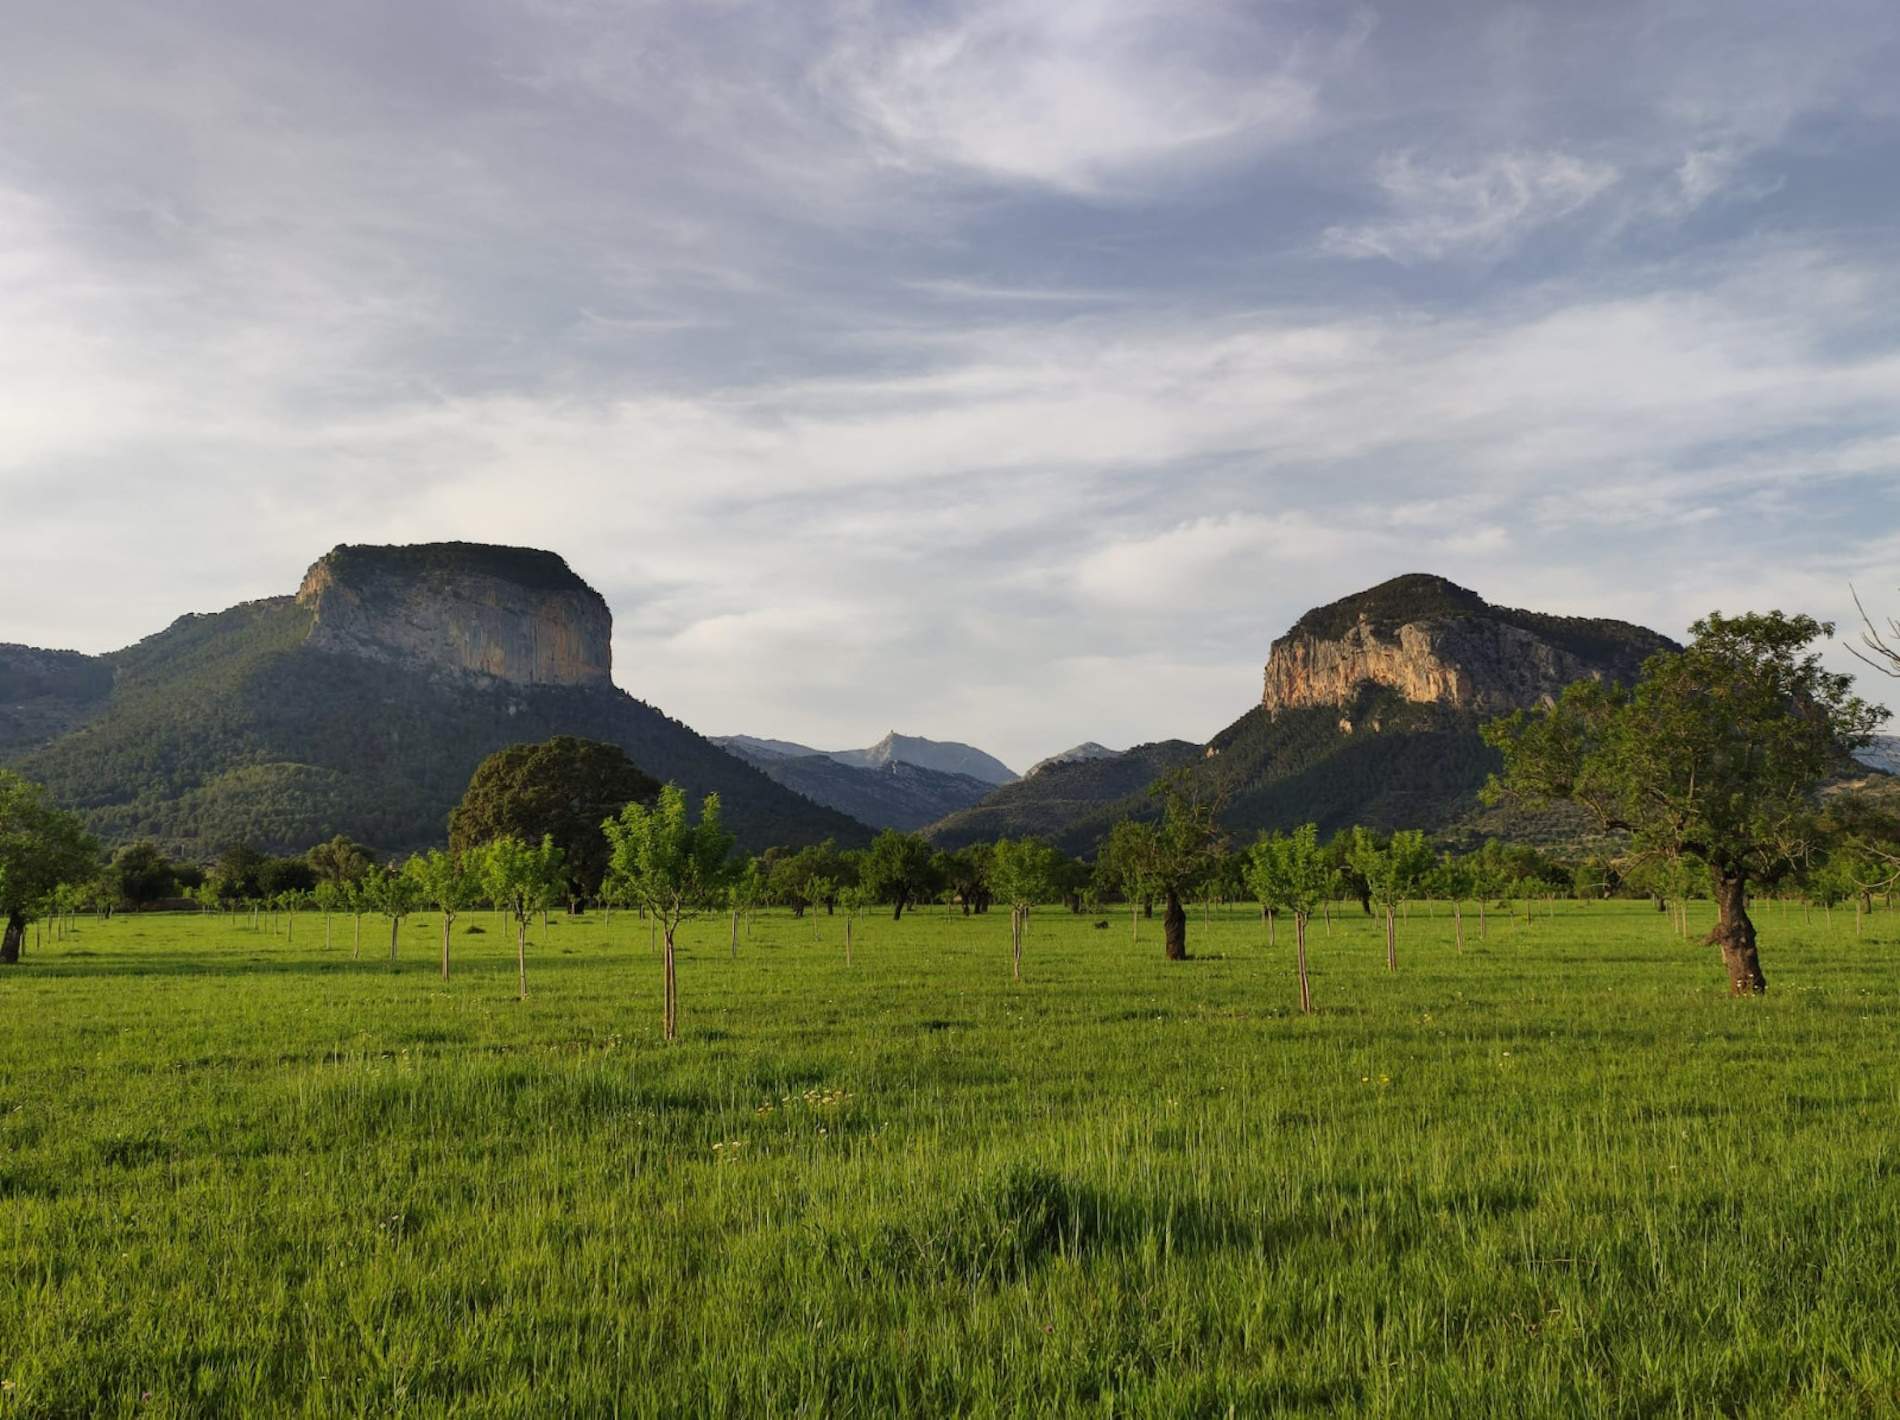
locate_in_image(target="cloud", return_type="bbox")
[1322,149,1619,263]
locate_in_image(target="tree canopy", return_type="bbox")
[0,768,100,963]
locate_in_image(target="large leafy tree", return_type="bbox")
[858,829,939,922]
[449,736,660,908]
[1483,611,1886,995]
[106,842,177,909]
[0,769,100,964]
[604,786,735,1041]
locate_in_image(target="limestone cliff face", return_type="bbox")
[296,543,612,688]
[1263,574,1674,718]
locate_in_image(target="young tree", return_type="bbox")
[0,770,99,964]
[479,834,567,1000]
[1096,820,1158,943]
[1348,828,1432,973]
[1246,824,1334,1013]
[836,883,870,965]
[366,867,424,961]
[406,849,482,979]
[312,879,343,948]
[990,837,1059,982]
[603,786,735,1042]
[1484,611,1887,994]
[859,830,938,922]
[1430,853,1473,951]
[726,858,765,958]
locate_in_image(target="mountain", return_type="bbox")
[1026,742,1123,778]
[711,730,1015,830]
[1,543,868,858]
[925,573,1677,854]
[1854,735,1900,775]
[716,746,998,832]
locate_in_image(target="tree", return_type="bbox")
[307,835,372,888]
[935,845,995,916]
[1484,611,1887,995]
[726,858,765,958]
[406,849,482,979]
[1134,775,1228,961]
[479,834,567,1001]
[1430,853,1473,951]
[858,830,937,922]
[603,786,735,1042]
[1095,821,1158,943]
[1246,825,1334,1013]
[1348,828,1432,973]
[836,884,870,965]
[990,837,1059,982]
[106,842,176,909]
[450,736,660,909]
[0,770,100,964]
[365,866,424,961]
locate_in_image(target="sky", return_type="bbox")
[4,0,1900,772]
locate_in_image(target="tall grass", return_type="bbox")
[1,899,1896,1416]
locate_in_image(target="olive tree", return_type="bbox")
[1483,611,1886,995]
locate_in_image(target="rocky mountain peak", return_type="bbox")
[1263,573,1675,718]
[296,542,613,689]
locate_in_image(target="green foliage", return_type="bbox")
[1246,824,1335,922]
[106,842,177,908]
[1348,828,1434,912]
[858,829,939,919]
[989,837,1061,909]
[478,835,567,926]
[0,770,100,950]
[448,736,660,903]
[1485,611,1888,888]
[405,848,481,919]
[602,786,736,933]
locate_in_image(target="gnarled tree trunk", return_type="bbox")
[1,913,25,964]
[1708,870,1767,995]
[1163,888,1188,961]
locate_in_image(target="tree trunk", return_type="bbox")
[1011,906,1022,982]
[730,910,739,959]
[1131,900,1139,943]
[1,912,25,964]
[1477,899,1486,938]
[1142,898,1154,920]
[662,928,678,1041]
[1453,901,1464,952]
[1295,914,1312,1014]
[389,917,399,961]
[516,916,528,1000]
[353,915,362,959]
[891,898,906,922]
[1708,871,1767,996]
[845,916,853,967]
[441,913,452,980]
[1384,906,1397,973]
[1268,908,1276,948]
[1163,889,1188,961]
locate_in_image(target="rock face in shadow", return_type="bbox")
[1262,574,1675,719]
[297,543,612,689]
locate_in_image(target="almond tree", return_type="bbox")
[990,837,1059,982]
[604,786,735,1042]
[407,848,481,980]
[1246,824,1334,1013]
[479,834,566,1001]
[1484,611,1886,995]
[366,867,424,962]
[1348,828,1433,973]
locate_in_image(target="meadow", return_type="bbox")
[2,897,1897,1417]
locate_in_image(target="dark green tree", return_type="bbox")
[106,842,177,909]
[0,769,100,963]
[1484,611,1887,995]
[448,736,660,909]
[859,829,939,921]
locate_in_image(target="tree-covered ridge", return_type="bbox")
[308,542,603,598]
[1288,572,1677,674]
[4,597,865,859]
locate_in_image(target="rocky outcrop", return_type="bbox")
[296,542,612,688]
[1263,574,1674,718]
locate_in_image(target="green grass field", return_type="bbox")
[3,899,1897,1417]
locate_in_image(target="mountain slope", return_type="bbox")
[4,545,866,858]
[927,574,1677,855]
[720,747,997,832]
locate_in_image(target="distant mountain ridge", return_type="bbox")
[712,730,1017,830]
[1027,742,1122,777]
[1856,735,1900,775]
[714,731,1017,785]
[1,543,866,857]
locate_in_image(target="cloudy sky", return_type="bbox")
[5,0,1900,770]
